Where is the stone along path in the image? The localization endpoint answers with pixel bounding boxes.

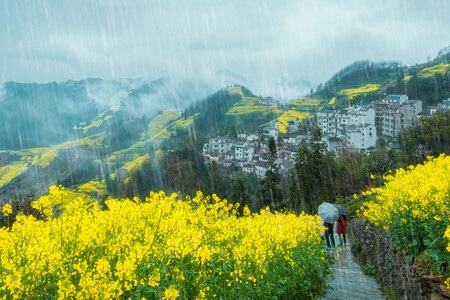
[320,238,386,300]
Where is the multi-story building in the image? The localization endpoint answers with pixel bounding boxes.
[344,124,376,151]
[374,95,422,138]
[317,106,376,151]
[317,106,375,137]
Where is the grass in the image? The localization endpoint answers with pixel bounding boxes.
[80,114,113,133]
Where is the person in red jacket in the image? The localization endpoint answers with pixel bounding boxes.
[336,214,348,246]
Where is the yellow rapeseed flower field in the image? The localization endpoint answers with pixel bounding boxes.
[0,186,332,299]
[360,154,450,284]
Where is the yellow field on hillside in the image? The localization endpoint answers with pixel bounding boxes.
[123,154,150,172]
[227,105,275,115]
[77,180,106,196]
[0,162,28,188]
[288,97,322,108]
[277,110,311,134]
[340,83,380,100]
[227,97,275,115]
[418,63,450,78]
[55,133,106,150]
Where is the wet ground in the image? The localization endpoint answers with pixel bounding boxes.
[320,238,386,300]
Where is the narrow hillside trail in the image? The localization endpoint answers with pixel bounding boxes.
[320,235,386,300]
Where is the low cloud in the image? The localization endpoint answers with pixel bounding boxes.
[1,0,449,98]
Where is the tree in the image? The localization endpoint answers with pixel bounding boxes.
[268,136,277,160]
[206,161,230,198]
[288,127,336,214]
[230,169,251,213]
[161,143,210,196]
[259,137,283,209]
[398,111,450,166]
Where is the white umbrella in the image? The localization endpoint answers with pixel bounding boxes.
[318,202,339,223]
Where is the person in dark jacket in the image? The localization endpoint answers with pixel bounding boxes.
[323,221,335,248]
[336,214,348,246]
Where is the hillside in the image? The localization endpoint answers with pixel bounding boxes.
[308,50,450,109]
[0,83,313,202]
[0,77,208,150]
[1,48,450,202]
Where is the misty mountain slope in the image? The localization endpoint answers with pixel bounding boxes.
[1,53,449,202]
[0,77,212,150]
[0,84,289,201]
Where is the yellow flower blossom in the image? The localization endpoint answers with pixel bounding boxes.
[2,203,12,217]
[163,285,180,300]
[0,185,331,299]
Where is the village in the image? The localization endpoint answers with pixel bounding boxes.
[202,95,450,178]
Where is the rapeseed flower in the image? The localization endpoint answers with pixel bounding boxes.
[0,186,331,299]
[2,203,12,217]
[360,154,450,285]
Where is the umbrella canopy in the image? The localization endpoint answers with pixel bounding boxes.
[334,204,349,216]
[318,202,339,223]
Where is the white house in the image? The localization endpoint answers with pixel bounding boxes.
[343,124,377,151]
[263,122,279,141]
[233,141,255,162]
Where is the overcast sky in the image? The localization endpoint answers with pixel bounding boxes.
[1,0,449,97]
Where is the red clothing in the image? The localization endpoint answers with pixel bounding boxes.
[336,215,347,235]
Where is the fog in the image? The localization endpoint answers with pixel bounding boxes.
[1,0,449,99]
